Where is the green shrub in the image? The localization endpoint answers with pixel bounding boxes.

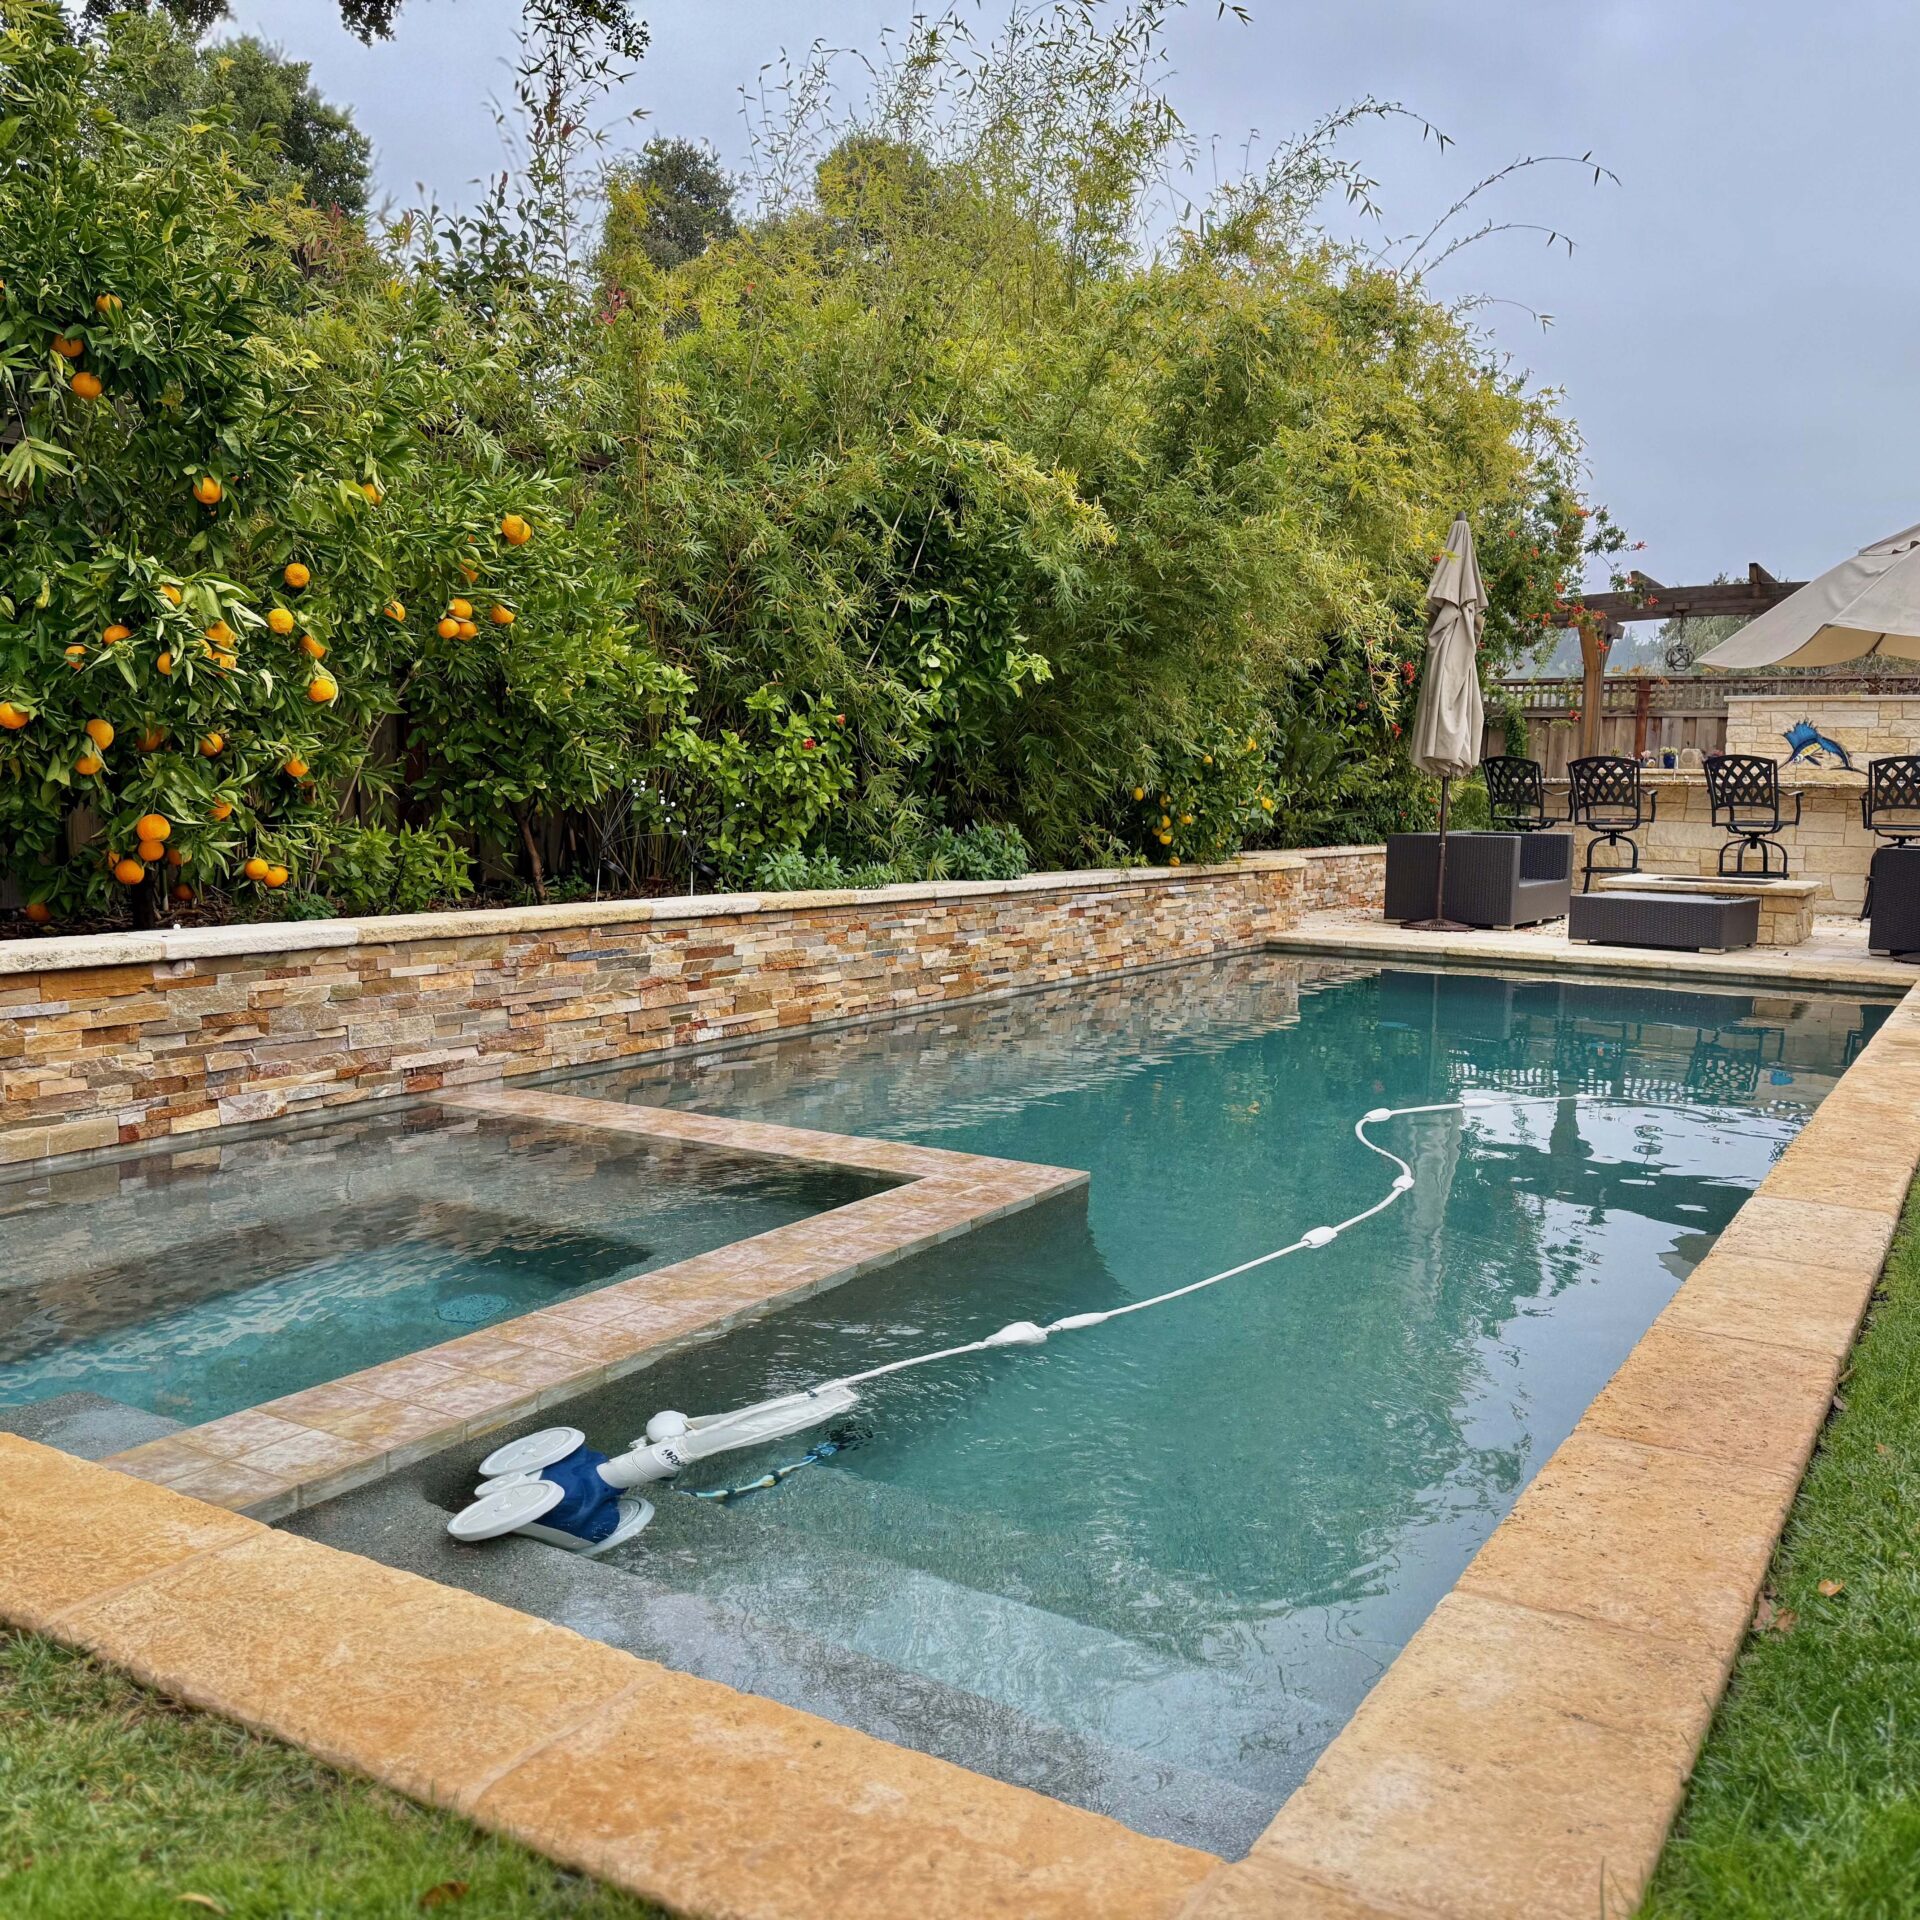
[324,822,474,916]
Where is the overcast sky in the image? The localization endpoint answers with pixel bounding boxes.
[225,0,1920,591]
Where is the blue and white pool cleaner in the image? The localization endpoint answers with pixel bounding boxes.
[445,1096,1494,1553]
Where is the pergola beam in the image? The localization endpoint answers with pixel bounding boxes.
[1569,565,1805,757]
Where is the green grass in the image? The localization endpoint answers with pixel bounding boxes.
[1641,1185,1920,1919]
[0,1630,660,1920]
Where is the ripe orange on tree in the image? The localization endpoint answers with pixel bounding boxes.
[243,856,270,882]
[51,334,83,358]
[499,513,531,546]
[283,562,311,590]
[102,623,130,644]
[307,673,338,704]
[156,651,173,676]
[436,617,460,640]
[138,727,167,752]
[360,481,382,504]
[134,813,170,843]
[94,293,121,313]
[84,717,114,749]
[300,634,327,660]
[284,756,309,779]
[490,605,514,626]
[264,865,290,889]
[74,752,103,776]
[191,475,223,506]
[23,902,51,925]
[448,598,472,620]
[70,370,103,400]
[158,583,182,606]
[64,645,87,666]
[172,884,194,903]
[455,619,477,641]
[199,731,224,757]
[113,857,146,886]
[383,600,405,623]
[267,607,295,635]
[136,837,165,863]
[209,800,234,822]
[0,702,31,730]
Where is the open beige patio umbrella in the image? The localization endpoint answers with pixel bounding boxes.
[1404,513,1487,931]
[1699,520,1920,668]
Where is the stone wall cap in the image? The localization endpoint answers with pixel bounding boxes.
[0,854,1305,977]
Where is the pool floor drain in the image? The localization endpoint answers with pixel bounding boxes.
[437,1292,512,1325]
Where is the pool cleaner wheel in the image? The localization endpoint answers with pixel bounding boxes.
[446,1475,656,1555]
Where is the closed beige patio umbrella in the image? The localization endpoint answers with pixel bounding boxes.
[1404,513,1487,931]
[1699,520,1920,668]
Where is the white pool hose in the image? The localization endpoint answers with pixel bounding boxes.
[448,1091,1593,1551]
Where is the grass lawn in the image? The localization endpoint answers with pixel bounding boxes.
[0,1630,659,1920]
[1642,1184,1920,1919]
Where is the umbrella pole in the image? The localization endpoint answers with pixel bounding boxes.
[1404,775,1471,933]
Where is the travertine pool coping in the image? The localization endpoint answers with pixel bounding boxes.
[2,959,1917,1919]
[1276,909,1918,992]
[99,1089,1089,1520]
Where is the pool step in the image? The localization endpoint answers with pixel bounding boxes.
[678,1463,1248,1665]
[0,1391,184,1460]
[285,1477,1278,1857]
[641,1476,1349,1804]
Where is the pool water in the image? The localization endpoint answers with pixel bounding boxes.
[0,1108,889,1427]
[308,956,1887,1854]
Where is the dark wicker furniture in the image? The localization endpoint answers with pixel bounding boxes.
[1383,831,1572,928]
[1568,889,1759,952]
[1867,845,1920,958]
[1480,755,1558,833]
[1567,755,1660,891]
[1861,756,1920,919]
[1703,753,1800,877]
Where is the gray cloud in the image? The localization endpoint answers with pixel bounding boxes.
[226,0,1920,588]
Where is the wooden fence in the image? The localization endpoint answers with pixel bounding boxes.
[1485,673,1920,779]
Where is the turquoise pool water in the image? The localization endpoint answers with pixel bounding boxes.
[391,954,1886,1853]
[0,1109,887,1426]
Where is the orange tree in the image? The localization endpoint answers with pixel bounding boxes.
[0,4,681,924]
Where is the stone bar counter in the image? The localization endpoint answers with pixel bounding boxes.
[1546,765,1872,913]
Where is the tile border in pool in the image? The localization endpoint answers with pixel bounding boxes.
[98,1090,1088,1521]
[0,961,1914,1920]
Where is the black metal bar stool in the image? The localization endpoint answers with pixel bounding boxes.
[1861,755,1920,919]
[1480,754,1559,833]
[1567,755,1659,892]
[1704,753,1800,877]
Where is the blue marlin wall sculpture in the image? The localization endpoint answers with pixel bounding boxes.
[1782,719,1854,770]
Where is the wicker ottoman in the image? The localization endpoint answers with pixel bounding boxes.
[1568,889,1760,952]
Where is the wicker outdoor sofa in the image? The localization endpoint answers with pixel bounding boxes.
[1383,831,1573,929]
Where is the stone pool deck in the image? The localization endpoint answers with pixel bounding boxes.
[1280,906,1917,993]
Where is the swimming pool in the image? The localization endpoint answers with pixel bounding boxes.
[293,955,1886,1853]
[0,1107,890,1434]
